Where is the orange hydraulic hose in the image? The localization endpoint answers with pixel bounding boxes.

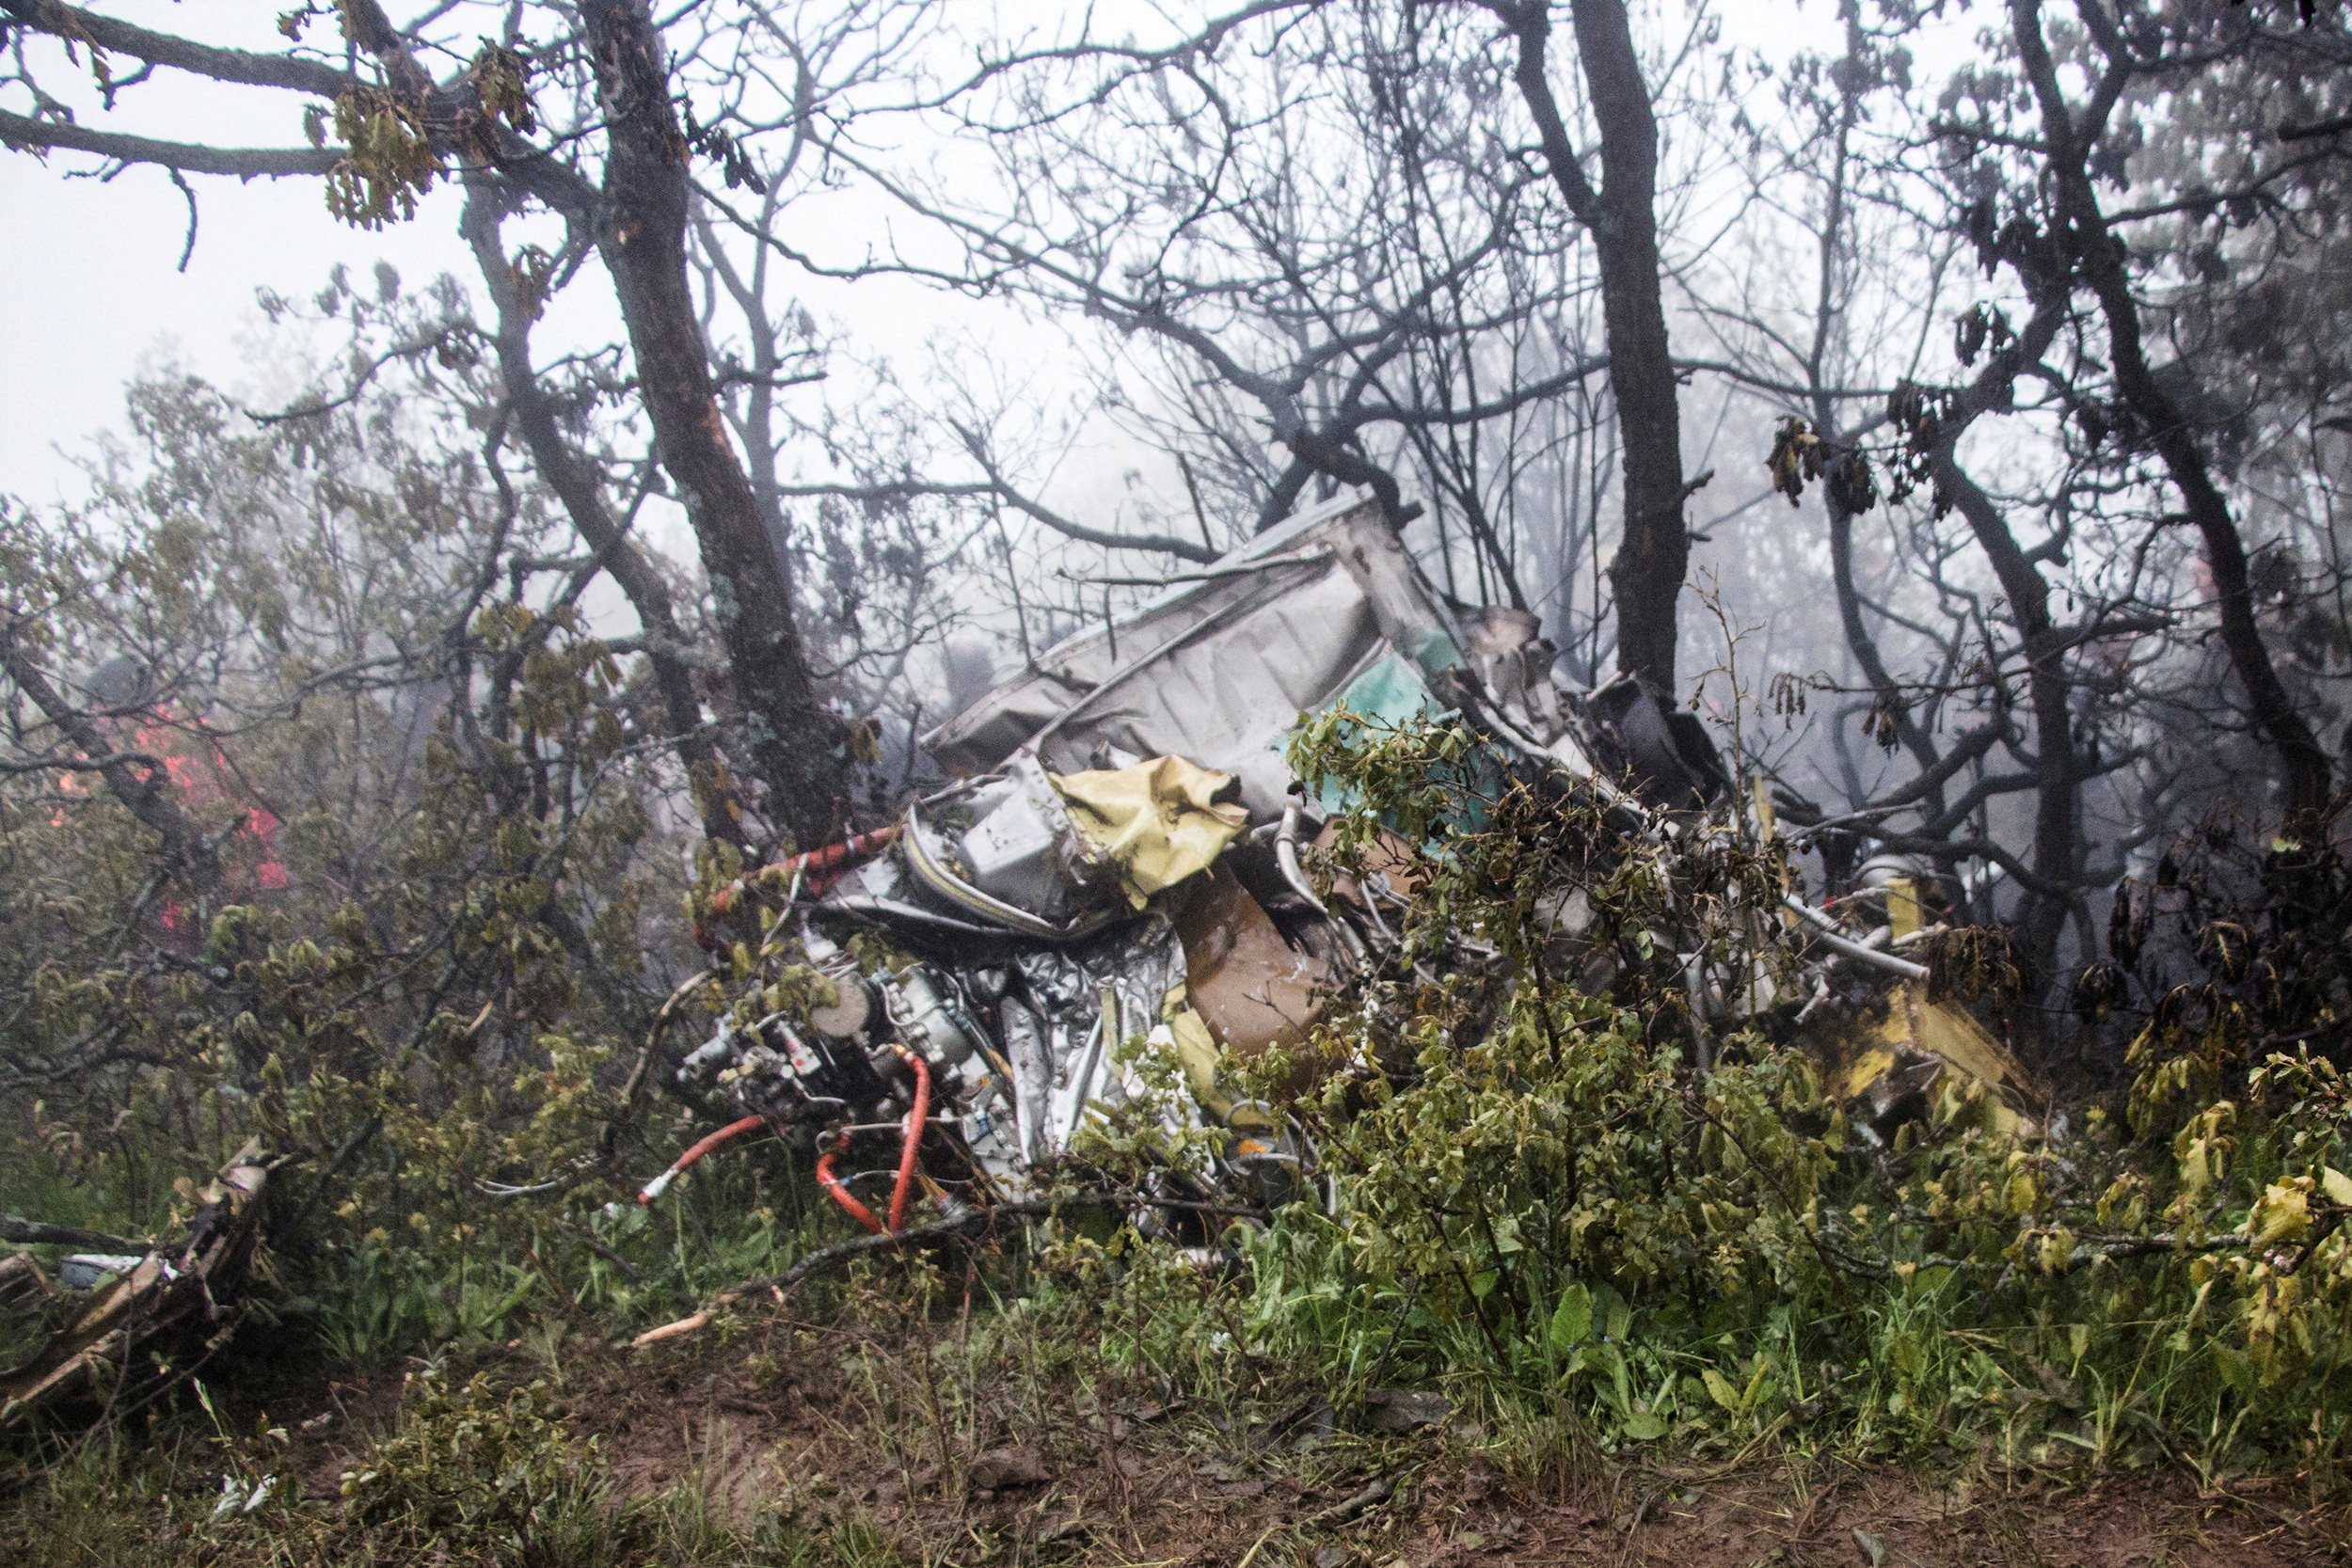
[636,1114,765,1205]
[888,1047,930,1233]
[697,823,906,945]
[816,1145,884,1233]
[785,823,904,892]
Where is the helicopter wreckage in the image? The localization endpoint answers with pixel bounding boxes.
[652,492,2037,1252]
[1,493,2038,1413]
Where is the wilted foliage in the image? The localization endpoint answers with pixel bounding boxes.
[1222,713,2352,1467]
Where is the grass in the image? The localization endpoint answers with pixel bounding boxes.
[8,1089,2350,1566]
[6,1006,2348,1560]
[6,1293,2344,1568]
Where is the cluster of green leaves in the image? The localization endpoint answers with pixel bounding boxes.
[1240,711,2352,1474]
[0,368,793,1381]
[334,1370,623,1563]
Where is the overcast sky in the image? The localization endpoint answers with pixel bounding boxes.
[5,164,459,499]
[0,0,999,507]
[0,133,988,506]
[3,2,1851,512]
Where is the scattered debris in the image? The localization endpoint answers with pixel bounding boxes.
[1307,1475,1395,1527]
[0,1254,56,1313]
[0,500,2047,1389]
[1361,1387,1452,1434]
[56,1254,151,1291]
[1810,979,2039,1143]
[966,1445,1053,1493]
[1,1143,269,1426]
[650,491,2042,1263]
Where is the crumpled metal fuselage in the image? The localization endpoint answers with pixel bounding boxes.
[675,493,2034,1233]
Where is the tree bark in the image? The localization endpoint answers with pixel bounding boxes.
[1824,483,1955,819]
[0,0,353,96]
[0,107,338,177]
[2,0,845,845]
[1898,260,2080,978]
[1932,457,2077,976]
[1496,0,1688,693]
[1798,30,1954,822]
[577,0,846,848]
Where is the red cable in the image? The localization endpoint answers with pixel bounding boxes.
[816,1145,884,1233]
[812,1051,928,1235]
[636,1115,765,1205]
[888,1048,930,1233]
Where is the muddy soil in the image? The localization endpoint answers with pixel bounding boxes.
[258,1310,2347,1568]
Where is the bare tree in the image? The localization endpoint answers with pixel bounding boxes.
[847,2,1611,592]
[2008,0,2330,820]
[0,0,916,845]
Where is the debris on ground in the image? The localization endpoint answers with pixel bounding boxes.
[0,494,2043,1389]
[0,1142,269,1425]
[653,491,2040,1264]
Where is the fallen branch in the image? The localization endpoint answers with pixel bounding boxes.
[1820,1227,2257,1283]
[1235,1476,1396,1568]
[628,1197,1070,1349]
[0,1215,148,1252]
[1306,1475,1393,1527]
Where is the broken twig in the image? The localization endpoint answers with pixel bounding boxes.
[628,1197,1069,1349]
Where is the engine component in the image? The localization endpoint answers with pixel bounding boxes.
[880,964,978,1065]
[806,973,872,1041]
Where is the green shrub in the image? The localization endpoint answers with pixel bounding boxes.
[330,1370,632,1567]
[1249,709,2352,1473]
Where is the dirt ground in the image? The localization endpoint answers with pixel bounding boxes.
[260,1314,2350,1568]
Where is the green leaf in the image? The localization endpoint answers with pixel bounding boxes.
[1600,1342,1632,1410]
[1701,1367,1742,1413]
[2321,1166,2352,1208]
[1548,1283,1593,1354]
[2210,1343,2257,1399]
[1619,1409,1668,1440]
[1595,1283,1631,1343]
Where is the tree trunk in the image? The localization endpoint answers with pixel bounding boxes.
[577,0,846,848]
[2010,0,2329,821]
[461,182,747,849]
[1934,457,2077,977]
[1800,40,1952,824]
[1500,0,1689,693]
